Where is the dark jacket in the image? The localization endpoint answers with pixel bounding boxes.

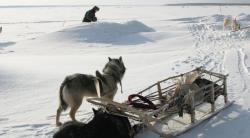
[82,6,99,22]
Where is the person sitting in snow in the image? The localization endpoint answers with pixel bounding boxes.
[82,6,100,22]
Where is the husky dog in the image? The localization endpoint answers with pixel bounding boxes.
[54,108,134,138]
[56,57,126,126]
[173,71,200,117]
[231,17,240,31]
[223,16,240,31]
[173,70,221,117]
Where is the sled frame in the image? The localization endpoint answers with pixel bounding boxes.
[87,67,233,137]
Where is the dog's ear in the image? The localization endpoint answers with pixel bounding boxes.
[108,57,112,61]
[96,70,105,82]
[96,70,102,78]
[119,56,123,62]
[92,108,98,115]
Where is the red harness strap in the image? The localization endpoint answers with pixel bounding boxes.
[128,94,157,110]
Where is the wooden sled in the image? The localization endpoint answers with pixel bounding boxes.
[87,67,234,137]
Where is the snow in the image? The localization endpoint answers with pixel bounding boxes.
[1,3,250,138]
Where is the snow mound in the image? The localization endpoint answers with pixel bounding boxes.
[237,13,250,22]
[207,14,225,22]
[52,20,155,45]
[169,14,225,24]
[0,41,15,54]
[170,14,250,24]
[201,13,250,24]
[0,42,15,50]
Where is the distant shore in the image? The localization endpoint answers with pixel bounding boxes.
[0,3,250,8]
[166,3,250,6]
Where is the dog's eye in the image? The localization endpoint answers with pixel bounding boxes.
[116,60,120,64]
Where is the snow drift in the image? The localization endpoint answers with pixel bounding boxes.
[50,20,155,45]
[3,20,157,54]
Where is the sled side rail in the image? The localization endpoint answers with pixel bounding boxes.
[201,69,228,79]
[87,97,158,122]
[138,67,203,95]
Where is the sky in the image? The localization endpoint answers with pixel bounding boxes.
[0,0,250,6]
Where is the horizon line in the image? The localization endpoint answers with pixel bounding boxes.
[166,3,250,6]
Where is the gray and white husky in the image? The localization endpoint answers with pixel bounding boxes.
[56,57,126,126]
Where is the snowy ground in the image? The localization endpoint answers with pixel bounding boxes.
[1,4,250,138]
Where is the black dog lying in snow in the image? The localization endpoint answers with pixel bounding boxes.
[53,108,134,138]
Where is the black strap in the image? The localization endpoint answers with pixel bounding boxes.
[128,94,157,110]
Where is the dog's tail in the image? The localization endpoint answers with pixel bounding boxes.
[59,79,68,111]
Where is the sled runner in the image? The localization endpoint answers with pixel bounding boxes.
[87,67,234,137]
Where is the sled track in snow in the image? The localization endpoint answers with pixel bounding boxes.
[186,23,226,72]
[236,48,250,93]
